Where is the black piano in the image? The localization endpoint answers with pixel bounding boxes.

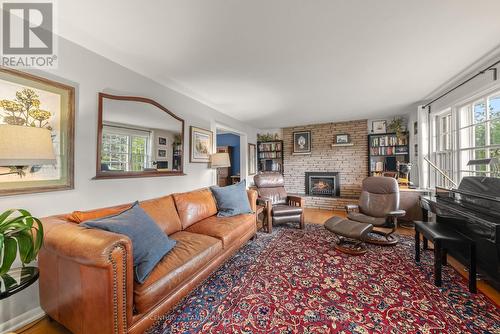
[420,176,500,289]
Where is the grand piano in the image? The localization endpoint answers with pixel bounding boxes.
[420,176,500,289]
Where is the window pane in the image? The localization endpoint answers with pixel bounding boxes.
[474,101,486,123]
[489,95,500,120]
[474,124,486,147]
[490,119,500,146]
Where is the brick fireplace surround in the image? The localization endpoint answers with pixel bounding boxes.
[282,120,368,210]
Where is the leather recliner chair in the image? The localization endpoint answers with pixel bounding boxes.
[254,173,304,233]
[345,176,405,246]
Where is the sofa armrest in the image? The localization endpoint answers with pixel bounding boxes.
[345,204,360,213]
[288,195,304,207]
[246,189,257,212]
[39,216,133,334]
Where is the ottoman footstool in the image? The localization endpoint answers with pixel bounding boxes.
[324,216,373,255]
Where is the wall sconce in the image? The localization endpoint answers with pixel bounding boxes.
[0,125,56,177]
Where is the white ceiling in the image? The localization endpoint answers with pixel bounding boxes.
[58,0,500,128]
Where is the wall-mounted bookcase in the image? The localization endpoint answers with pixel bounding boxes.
[257,140,283,173]
[368,132,409,176]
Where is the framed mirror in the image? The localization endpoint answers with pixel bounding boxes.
[95,93,184,178]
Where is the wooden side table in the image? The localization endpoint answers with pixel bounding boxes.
[255,205,270,233]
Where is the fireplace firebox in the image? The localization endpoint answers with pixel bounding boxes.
[305,172,340,197]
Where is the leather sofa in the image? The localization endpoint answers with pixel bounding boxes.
[38,188,257,334]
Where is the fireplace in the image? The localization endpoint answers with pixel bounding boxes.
[305,172,340,197]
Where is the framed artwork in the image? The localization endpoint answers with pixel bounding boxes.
[372,120,387,134]
[190,126,213,163]
[248,143,257,175]
[413,121,418,135]
[335,134,350,144]
[293,130,311,154]
[0,67,74,196]
[158,136,167,146]
[157,149,167,159]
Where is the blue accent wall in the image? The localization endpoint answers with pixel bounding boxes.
[216,133,240,175]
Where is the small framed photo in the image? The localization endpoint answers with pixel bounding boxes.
[372,120,387,134]
[158,136,167,146]
[293,130,311,154]
[157,149,167,159]
[335,134,350,144]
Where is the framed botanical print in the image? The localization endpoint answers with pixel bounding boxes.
[248,143,256,175]
[293,130,311,154]
[190,126,213,163]
[0,67,74,196]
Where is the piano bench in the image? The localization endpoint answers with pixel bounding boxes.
[414,221,477,293]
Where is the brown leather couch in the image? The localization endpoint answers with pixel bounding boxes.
[38,188,257,334]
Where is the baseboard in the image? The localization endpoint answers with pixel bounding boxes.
[0,307,45,334]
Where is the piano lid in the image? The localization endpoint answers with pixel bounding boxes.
[457,176,500,201]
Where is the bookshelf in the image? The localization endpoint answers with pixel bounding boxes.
[257,140,283,173]
[368,132,409,176]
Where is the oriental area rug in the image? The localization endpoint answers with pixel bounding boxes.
[147,224,500,334]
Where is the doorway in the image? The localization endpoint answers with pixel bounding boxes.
[215,128,242,186]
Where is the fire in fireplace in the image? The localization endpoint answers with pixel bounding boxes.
[305,172,340,197]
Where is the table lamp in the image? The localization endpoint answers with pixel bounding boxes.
[209,152,231,169]
[0,125,56,176]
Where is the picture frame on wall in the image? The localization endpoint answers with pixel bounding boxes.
[157,149,167,160]
[293,130,311,154]
[334,134,350,144]
[0,67,75,196]
[248,143,257,175]
[190,126,213,163]
[158,136,167,146]
[372,120,387,134]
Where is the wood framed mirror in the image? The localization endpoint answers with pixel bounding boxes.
[95,93,185,179]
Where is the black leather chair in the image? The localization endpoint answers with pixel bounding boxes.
[253,173,304,233]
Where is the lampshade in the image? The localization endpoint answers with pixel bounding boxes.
[210,152,231,168]
[0,125,56,166]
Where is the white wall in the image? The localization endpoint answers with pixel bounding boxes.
[0,37,258,332]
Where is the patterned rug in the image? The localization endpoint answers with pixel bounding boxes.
[147,224,500,334]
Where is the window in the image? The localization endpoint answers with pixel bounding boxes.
[458,93,500,178]
[429,89,500,187]
[101,125,151,171]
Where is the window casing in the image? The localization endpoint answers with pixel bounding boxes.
[430,89,500,187]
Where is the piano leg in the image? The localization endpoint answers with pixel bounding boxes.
[442,249,447,266]
[434,240,442,287]
[415,229,420,262]
[423,237,429,250]
[469,243,477,293]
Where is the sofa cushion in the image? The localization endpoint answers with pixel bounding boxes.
[133,231,222,313]
[173,189,218,229]
[185,214,255,248]
[210,181,253,217]
[81,202,177,283]
[139,195,182,235]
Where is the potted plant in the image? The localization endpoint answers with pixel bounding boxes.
[0,209,43,275]
[387,117,406,139]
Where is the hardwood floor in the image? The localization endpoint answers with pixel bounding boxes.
[15,208,499,334]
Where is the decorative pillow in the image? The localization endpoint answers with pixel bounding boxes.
[81,201,176,283]
[210,180,253,217]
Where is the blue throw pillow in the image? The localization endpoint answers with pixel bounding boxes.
[81,201,176,283]
[210,180,253,217]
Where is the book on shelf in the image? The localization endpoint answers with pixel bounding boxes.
[371,135,407,147]
[261,159,282,172]
[258,142,282,152]
[259,151,282,159]
[370,146,408,156]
